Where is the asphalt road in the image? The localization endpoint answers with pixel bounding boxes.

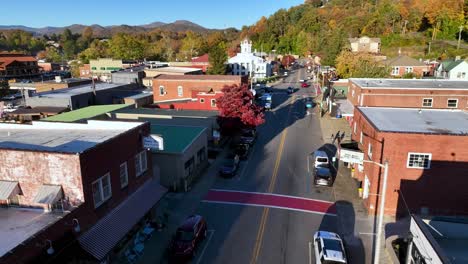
[192,67,340,264]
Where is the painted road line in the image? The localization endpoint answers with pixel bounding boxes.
[208,189,335,204]
[203,190,336,215]
[308,241,313,264]
[250,95,293,264]
[359,232,376,236]
[195,229,215,264]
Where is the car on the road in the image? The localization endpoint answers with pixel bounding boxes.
[305,97,314,109]
[301,82,310,88]
[284,71,288,76]
[240,128,257,146]
[313,231,347,264]
[287,87,294,94]
[169,215,208,260]
[235,143,251,160]
[313,166,333,186]
[219,153,240,177]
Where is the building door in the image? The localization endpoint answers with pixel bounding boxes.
[363,175,370,199]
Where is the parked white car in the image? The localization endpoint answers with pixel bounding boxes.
[313,231,347,264]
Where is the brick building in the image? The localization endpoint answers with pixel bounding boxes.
[152,74,248,110]
[348,78,468,109]
[350,107,468,217]
[79,64,91,78]
[383,55,429,77]
[0,120,166,263]
[0,53,41,80]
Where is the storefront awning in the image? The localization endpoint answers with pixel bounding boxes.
[78,179,167,260]
[33,185,63,204]
[0,181,19,200]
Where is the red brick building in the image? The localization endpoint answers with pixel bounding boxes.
[190,54,210,73]
[383,55,429,77]
[152,74,248,110]
[79,64,91,78]
[348,78,468,109]
[0,120,166,263]
[351,107,468,217]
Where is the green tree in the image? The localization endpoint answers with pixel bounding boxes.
[336,50,389,78]
[109,33,146,60]
[207,42,228,75]
[180,31,205,60]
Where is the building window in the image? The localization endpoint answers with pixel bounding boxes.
[91,67,97,70]
[119,162,128,188]
[177,86,183,97]
[92,173,112,208]
[159,86,165,96]
[353,122,357,134]
[100,67,105,70]
[135,151,148,177]
[184,157,195,177]
[391,67,400,75]
[368,143,372,159]
[197,147,206,164]
[407,153,431,169]
[351,90,355,97]
[405,67,413,73]
[200,98,205,103]
[422,98,433,107]
[211,99,216,107]
[447,99,458,108]
[462,72,466,79]
[360,131,363,144]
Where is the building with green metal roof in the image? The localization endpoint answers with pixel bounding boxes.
[42,104,133,122]
[435,59,468,80]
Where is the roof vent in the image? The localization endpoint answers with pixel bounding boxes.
[418,109,422,114]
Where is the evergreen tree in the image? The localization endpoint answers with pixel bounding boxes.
[207,42,228,75]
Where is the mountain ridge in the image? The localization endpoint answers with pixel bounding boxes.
[0,20,213,35]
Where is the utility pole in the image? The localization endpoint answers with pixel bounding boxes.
[427,42,432,55]
[457,25,464,50]
[373,160,389,264]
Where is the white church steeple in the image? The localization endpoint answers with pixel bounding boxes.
[241,38,252,54]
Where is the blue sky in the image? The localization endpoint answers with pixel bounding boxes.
[0,0,304,29]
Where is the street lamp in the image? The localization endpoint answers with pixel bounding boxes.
[361,159,389,264]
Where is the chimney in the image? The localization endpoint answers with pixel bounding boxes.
[455,56,461,61]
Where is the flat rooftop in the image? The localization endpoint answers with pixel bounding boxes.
[43,104,133,122]
[146,66,202,74]
[350,78,468,90]
[33,82,129,98]
[154,74,242,81]
[151,124,205,153]
[0,120,143,153]
[0,208,65,257]
[113,107,219,118]
[358,107,468,135]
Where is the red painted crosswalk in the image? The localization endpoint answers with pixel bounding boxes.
[202,189,336,216]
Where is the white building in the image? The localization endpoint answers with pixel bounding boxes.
[228,39,272,80]
[434,58,468,80]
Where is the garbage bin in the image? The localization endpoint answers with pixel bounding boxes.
[336,109,342,118]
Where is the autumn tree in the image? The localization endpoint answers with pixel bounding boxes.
[217,84,265,130]
[179,31,205,60]
[207,42,227,75]
[109,33,147,60]
[335,50,389,78]
[281,55,296,68]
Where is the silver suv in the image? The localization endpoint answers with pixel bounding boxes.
[313,231,347,264]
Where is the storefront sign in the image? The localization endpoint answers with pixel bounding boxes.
[339,148,364,164]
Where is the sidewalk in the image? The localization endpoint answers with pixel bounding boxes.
[318,114,393,264]
[128,148,229,264]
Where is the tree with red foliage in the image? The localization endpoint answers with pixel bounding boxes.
[217,84,265,133]
[281,55,296,68]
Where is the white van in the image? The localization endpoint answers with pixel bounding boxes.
[312,150,329,168]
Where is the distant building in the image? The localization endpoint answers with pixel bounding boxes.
[152,74,248,110]
[25,82,143,110]
[79,63,91,78]
[0,120,166,263]
[0,53,41,80]
[348,36,381,53]
[143,66,203,87]
[190,53,210,72]
[383,55,429,77]
[434,59,468,80]
[352,107,468,216]
[89,58,124,81]
[9,77,92,93]
[38,62,60,72]
[111,66,146,85]
[228,39,272,80]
